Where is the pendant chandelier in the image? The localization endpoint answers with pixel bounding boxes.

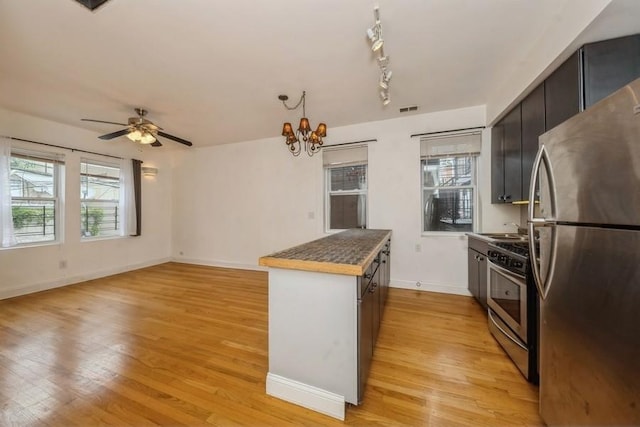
[278,91,327,157]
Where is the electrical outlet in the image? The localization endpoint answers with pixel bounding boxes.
[415,244,421,252]
[307,211,315,219]
[59,260,67,269]
[179,251,184,256]
[416,281,422,288]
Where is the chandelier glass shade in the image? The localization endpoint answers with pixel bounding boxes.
[279,91,326,157]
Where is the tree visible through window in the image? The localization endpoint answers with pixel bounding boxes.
[9,154,60,244]
[80,160,120,238]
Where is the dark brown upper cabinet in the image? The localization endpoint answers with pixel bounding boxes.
[491,33,640,204]
[583,34,640,109]
[492,104,522,203]
[544,51,581,131]
[490,122,505,204]
[521,83,545,201]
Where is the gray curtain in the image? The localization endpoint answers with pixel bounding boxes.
[132,159,142,236]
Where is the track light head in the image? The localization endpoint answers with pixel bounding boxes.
[366,24,384,51]
[380,90,390,106]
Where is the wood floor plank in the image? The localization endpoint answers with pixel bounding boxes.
[0,262,542,425]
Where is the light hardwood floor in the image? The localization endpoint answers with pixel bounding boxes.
[0,263,542,426]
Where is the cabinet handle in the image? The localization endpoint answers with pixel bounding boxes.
[478,256,484,261]
[474,254,479,261]
[369,282,378,293]
[504,195,511,201]
[382,260,386,264]
[364,273,372,279]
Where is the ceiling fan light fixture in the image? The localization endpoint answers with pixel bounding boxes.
[83,108,193,147]
[139,132,156,145]
[127,129,142,142]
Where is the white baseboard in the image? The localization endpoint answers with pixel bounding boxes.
[172,256,267,272]
[390,278,472,297]
[266,373,345,421]
[0,257,171,300]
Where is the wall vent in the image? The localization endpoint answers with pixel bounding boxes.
[399,105,419,113]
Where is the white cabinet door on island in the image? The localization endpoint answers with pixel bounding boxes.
[259,229,391,420]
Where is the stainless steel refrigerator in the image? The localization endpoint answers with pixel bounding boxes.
[528,77,640,425]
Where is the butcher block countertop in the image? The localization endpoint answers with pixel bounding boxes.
[258,229,391,276]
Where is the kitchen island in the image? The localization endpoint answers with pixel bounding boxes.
[258,229,391,420]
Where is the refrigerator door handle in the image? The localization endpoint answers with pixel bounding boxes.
[528,144,557,301]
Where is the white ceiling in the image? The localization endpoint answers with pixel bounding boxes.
[0,0,639,149]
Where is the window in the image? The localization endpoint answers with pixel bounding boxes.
[9,152,63,245]
[80,159,121,238]
[323,144,368,231]
[421,131,480,233]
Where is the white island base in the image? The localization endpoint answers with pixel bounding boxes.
[266,267,360,420]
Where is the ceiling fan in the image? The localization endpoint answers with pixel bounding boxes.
[81,108,193,147]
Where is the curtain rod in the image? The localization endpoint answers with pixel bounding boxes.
[410,126,485,138]
[1,135,123,160]
[324,139,376,148]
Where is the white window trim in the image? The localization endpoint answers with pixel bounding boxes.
[9,151,63,247]
[324,164,368,233]
[421,155,478,236]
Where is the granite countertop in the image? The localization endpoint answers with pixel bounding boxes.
[258,229,392,276]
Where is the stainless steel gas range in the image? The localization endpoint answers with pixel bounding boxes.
[486,240,539,383]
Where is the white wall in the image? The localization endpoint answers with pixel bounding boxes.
[0,108,174,299]
[172,106,520,296]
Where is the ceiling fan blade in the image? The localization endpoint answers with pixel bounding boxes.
[98,128,130,140]
[151,139,162,147]
[157,131,193,147]
[81,118,128,126]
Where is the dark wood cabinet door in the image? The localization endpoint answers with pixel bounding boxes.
[491,121,505,203]
[521,83,545,202]
[502,104,522,203]
[545,51,581,130]
[477,254,488,311]
[468,249,480,300]
[583,34,640,108]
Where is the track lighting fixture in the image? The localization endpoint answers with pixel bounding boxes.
[379,69,392,90]
[366,6,392,106]
[278,91,327,157]
[380,90,391,106]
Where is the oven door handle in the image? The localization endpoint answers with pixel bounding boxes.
[488,310,527,351]
[488,259,525,283]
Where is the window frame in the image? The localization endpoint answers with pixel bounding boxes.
[421,154,478,235]
[324,163,368,233]
[9,151,63,247]
[80,158,122,240]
